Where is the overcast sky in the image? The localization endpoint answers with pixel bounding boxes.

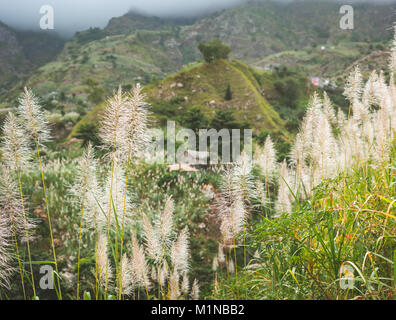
[0,0,393,37]
[0,0,245,36]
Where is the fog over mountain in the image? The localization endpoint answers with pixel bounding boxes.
[0,0,394,37]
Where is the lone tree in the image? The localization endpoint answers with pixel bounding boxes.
[198,39,232,63]
[184,106,209,132]
[225,84,233,101]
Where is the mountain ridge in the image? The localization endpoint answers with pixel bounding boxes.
[1,1,394,111]
[0,22,65,104]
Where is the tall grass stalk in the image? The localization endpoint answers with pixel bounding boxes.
[10,219,25,299]
[16,168,35,298]
[0,113,36,298]
[18,88,62,298]
[34,141,62,299]
[76,192,86,300]
[118,159,130,299]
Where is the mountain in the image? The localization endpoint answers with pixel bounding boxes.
[96,1,396,63]
[254,42,390,78]
[145,59,285,131]
[0,22,65,105]
[70,58,316,148]
[0,22,29,101]
[1,1,395,111]
[105,12,197,35]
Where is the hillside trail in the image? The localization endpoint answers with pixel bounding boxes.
[332,50,387,80]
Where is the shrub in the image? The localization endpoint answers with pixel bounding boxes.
[225,84,233,101]
[198,39,232,63]
[183,106,209,132]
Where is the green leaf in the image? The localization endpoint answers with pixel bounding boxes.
[22,260,56,265]
[111,197,121,235]
[84,291,91,300]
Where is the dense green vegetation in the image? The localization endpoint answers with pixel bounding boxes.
[71,58,307,148]
[212,148,396,299]
[2,52,395,300]
[1,0,396,302]
[3,146,219,299]
[144,59,286,132]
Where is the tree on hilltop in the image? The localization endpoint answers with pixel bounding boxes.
[198,39,232,63]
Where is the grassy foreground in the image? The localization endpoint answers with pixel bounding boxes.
[212,143,396,299]
[1,32,396,301]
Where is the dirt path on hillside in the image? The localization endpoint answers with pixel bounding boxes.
[332,50,388,80]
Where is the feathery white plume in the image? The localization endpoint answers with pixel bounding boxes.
[158,197,174,249]
[218,243,226,264]
[232,152,256,204]
[255,135,277,185]
[0,166,36,242]
[99,86,128,161]
[142,213,162,263]
[181,272,189,294]
[171,227,190,274]
[169,269,180,300]
[227,259,235,273]
[218,195,246,245]
[158,261,168,286]
[190,279,200,300]
[99,84,150,163]
[311,112,338,181]
[275,160,292,215]
[212,256,219,271]
[151,266,157,281]
[18,87,51,144]
[0,208,13,288]
[131,235,150,289]
[343,66,363,104]
[255,181,267,206]
[96,233,111,287]
[323,92,336,125]
[71,143,101,231]
[99,161,134,231]
[0,113,31,169]
[117,253,133,296]
[122,84,150,161]
[290,133,304,180]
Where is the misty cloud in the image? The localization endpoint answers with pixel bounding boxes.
[0,0,394,37]
[0,0,244,37]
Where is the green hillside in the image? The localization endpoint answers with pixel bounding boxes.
[71,58,317,148]
[145,59,284,131]
[5,30,181,104]
[253,41,390,79]
[105,12,196,36]
[0,22,64,102]
[2,1,395,111]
